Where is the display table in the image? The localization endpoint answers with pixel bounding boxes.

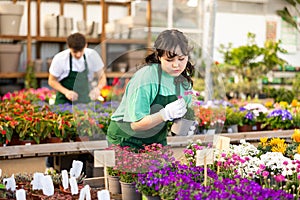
[0,129,294,159]
[0,140,109,159]
[0,129,295,177]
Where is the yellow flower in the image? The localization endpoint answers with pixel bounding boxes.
[279,101,288,109]
[269,137,285,145]
[260,137,268,147]
[269,138,287,154]
[297,145,300,154]
[264,101,273,108]
[271,142,287,153]
[292,129,300,142]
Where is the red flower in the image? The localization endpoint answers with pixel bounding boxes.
[1,130,6,135]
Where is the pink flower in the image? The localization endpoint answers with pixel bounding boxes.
[262,171,269,178]
[274,174,285,182]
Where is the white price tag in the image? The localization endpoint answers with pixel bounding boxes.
[97,190,110,200]
[62,170,69,190]
[31,173,44,190]
[196,149,214,166]
[70,160,83,178]
[213,135,230,151]
[16,189,26,200]
[42,175,54,196]
[3,174,16,191]
[79,185,91,200]
[70,177,79,195]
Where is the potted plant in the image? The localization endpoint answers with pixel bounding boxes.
[218,32,287,98]
[224,107,242,133]
[262,109,293,130]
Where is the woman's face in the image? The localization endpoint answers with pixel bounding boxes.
[160,50,188,77]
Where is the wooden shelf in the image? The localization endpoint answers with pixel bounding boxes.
[0,129,294,159]
[102,39,148,45]
[34,36,101,44]
[106,72,134,78]
[0,73,26,78]
[0,35,27,41]
[0,140,108,158]
[0,72,49,79]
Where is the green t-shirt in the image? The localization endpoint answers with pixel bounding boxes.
[111,64,192,122]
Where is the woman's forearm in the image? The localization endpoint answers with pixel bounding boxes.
[130,112,164,131]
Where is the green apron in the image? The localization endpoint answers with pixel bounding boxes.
[107,66,180,149]
[55,54,91,105]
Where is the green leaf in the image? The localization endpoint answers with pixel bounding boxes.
[276,8,298,29]
[0,184,5,190]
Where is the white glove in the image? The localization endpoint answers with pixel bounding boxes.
[160,98,187,121]
[89,87,100,101]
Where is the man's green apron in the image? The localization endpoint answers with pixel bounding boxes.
[107,66,180,149]
[55,54,91,105]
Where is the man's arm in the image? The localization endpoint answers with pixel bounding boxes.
[48,73,78,101]
[96,68,107,90]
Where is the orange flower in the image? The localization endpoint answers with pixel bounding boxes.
[291,99,299,107]
[292,129,300,143]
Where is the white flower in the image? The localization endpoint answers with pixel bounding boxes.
[294,154,300,161]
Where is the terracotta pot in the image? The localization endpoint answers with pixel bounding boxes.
[238,124,253,132]
[46,137,63,143]
[9,134,20,146]
[75,136,90,142]
[19,139,36,145]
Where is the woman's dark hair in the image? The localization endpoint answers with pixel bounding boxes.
[145,29,194,88]
[67,32,86,51]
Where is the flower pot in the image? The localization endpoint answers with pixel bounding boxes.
[75,136,90,142]
[202,129,216,134]
[120,181,142,200]
[108,176,121,195]
[238,124,252,132]
[171,118,194,136]
[46,137,63,143]
[227,124,238,133]
[19,139,36,145]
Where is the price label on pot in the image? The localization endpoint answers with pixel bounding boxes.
[97,190,110,200]
[213,135,230,151]
[196,148,214,166]
[16,189,26,200]
[94,150,115,167]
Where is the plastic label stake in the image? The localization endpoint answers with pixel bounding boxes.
[196,148,214,186]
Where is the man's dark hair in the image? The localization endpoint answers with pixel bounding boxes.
[67,32,86,51]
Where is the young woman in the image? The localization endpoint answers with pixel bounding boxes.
[107,29,195,149]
